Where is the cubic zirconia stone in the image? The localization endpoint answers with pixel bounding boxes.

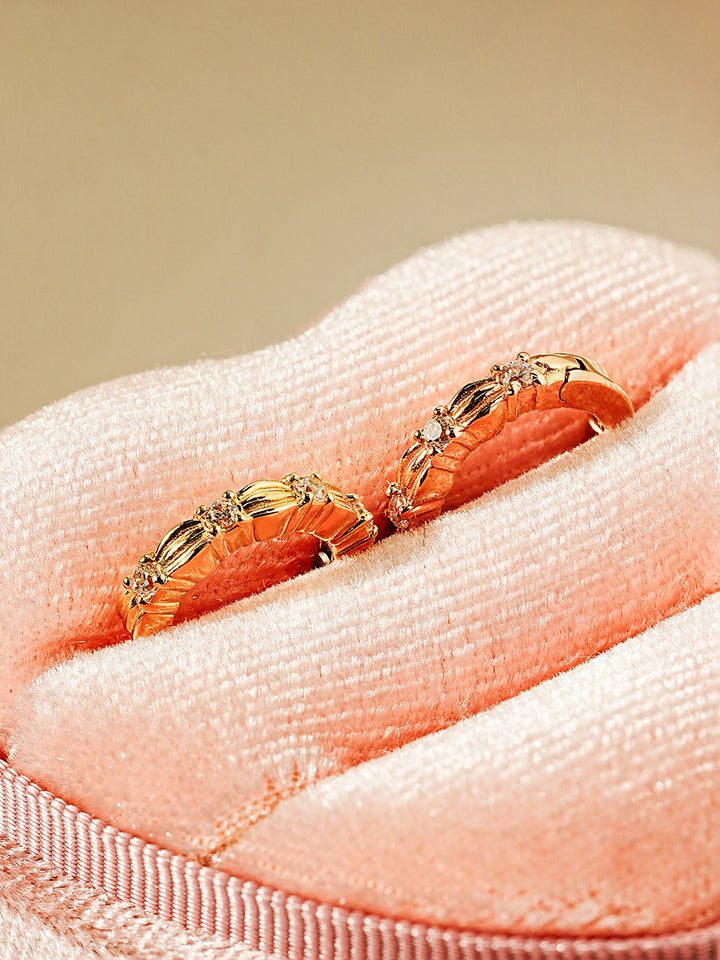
[421,418,443,443]
[295,475,328,503]
[205,498,242,531]
[387,489,411,529]
[498,358,534,386]
[129,563,161,602]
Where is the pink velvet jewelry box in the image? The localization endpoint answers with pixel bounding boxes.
[0,222,717,958]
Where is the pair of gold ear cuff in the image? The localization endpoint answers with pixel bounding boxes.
[119,352,634,639]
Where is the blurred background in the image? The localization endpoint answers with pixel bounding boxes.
[1,1,719,428]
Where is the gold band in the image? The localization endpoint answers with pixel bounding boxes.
[386,352,634,529]
[119,473,377,639]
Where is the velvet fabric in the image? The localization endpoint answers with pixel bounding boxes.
[0,222,718,948]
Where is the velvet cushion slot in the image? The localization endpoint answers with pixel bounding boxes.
[216,590,720,936]
[3,342,719,935]
[0,222,718,713]
[0,222,718,941]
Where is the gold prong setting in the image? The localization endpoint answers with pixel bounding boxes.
[196,491,245,533]
[287,472,329,506]
[414,405,459,454]
[124,556,166,604]
[490,352,544,392]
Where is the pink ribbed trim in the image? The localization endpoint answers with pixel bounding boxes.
[0,760,716,960]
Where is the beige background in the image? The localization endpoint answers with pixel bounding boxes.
[1,1,719,429]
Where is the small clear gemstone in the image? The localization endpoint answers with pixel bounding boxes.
[295,475,328,504]
[421,418,443,443]
[418,412,458,452]
[387,489,411,529]
[205,498,242,531]
[497,358,535,386]
[129,562,161,602]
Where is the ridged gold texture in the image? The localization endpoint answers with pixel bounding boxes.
[118,474,377,639]
[387,352,635,529]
